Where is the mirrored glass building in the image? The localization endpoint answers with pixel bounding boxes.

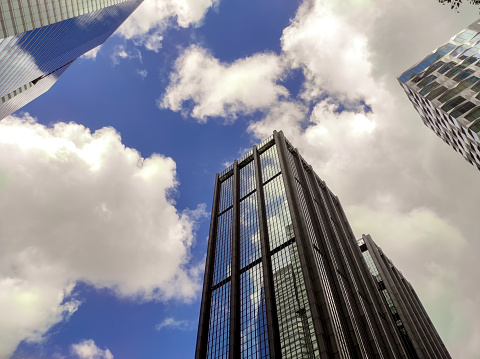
[196,130,451,358]
[0,0,142,119]
[399,19,480,170]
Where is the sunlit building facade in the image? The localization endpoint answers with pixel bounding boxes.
[196,131,451,358]
[399,19,480,170]
[0,0,142,119]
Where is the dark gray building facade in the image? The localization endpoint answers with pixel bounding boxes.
[196,131,451,358]
[0,0,142,119]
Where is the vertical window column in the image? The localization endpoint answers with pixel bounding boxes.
[253,144,281,358]
[195,174,221,359]
[230,160,241,359]
[273,131,322,358]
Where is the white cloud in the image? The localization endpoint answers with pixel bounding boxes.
[137,69,148,79]
[111,45,142,65]
[155,317,192,331]
[72,339,113,359]
[81,45,102,60]
[117,0,219,52]
[161,45,288,122]
[0,114,205,357]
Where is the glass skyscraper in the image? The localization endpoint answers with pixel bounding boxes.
[0,0,143,119]
[196,131,451,358]
[399,19,480,170]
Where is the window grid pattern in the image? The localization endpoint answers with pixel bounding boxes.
[312,198,371,358]
[313,249,351,358]
[240,160,256,199]
[362,249,419,358]
[286,149,299,180]
[206,282,231,359]
[295,176,352,357]
[259,144,281,183]
[264,175,293,251]
[271,245,319,359]
[240,264,269,359]
[219,175,234,213]
[240,192,262,269]
[0,0,142,119]
[213,209,232,286]
[328,206,373,358]
[0,0,130,38]
[295,178,319,249]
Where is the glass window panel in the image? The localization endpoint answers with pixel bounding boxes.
[240,264,269,359]
[264,175,293,251]
[240,192,262,269]
[441,96,466,113]
[469,121,480,133]
[219,175,233,213]
[213,209,232,285]
[445,64,467,78]
[398,43,456,83]
[271,244,319,359]
[450,44,469,57]
[419,82,439,97]
[260,145,281,183]
[417,74,436,88]
[450,101,476,118]
[437,76,478,103]
[240,160,256,199]
[206,282,231,359]
[465,107,480,123]
[426,85,448,100]
[437,61,457,74]
[454,29,477,43]
[452,69,474,82]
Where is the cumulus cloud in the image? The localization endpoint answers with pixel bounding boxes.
[0,114,204,357]
[117,0,219,52]
[81,45,102,60]
[161,45,289,122]
[72,339,113,359]
[154,317,192,331]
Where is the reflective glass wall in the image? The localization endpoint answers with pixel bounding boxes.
[0,0,142,119]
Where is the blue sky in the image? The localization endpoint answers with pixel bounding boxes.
[3,0,480,358]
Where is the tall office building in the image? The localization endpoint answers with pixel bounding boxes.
[0,0,143,119]
[196,131,451,358]
[358,234,451,359]
[399,19,480,170]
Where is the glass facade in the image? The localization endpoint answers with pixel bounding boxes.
[197,132,452,359]
[0,0,142,119]
[399,18,480,170]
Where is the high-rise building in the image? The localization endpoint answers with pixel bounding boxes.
[358,234,451,359]
[398,19,480,170]
[0,0,142,119]
[196,131,451,358]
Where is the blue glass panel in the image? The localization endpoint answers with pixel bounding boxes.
[399,43,456,83]
[206,282,231,359]
[240,264,269,359]
[260,145,281,183]
[240,192,261,269]
[213,209,232,285]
